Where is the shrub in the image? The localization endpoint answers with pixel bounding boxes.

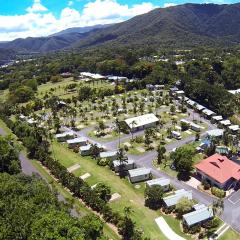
[202,180,211,190]
[134,136,144,143]
[97,158,110,166]
[211,187,226,198]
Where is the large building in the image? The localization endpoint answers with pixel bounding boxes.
[195,154,240,190]
[124,113,159,132]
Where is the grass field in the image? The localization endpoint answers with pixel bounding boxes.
[219,228,240,240]
[52,141,193,240]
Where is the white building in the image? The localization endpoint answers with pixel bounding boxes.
[171,131,182,140]
[67,137,87,149]
[100,151,118,161]
[128,167,152,183]
[113,159,135,172]
[55,131,75,142]
[146,178,170,192]
[124,113,159,131]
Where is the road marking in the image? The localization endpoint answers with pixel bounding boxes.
[228,191,240,205]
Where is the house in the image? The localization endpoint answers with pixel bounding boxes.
[175,90,185,98]
[186,99,196,108]
[128,167,152,183]
[107,76,128,82]
[219,120,231,128]
[194,104,205,112]
[228,89,240,95]
[163,189,192,208]
[228,125,239,134]
[79,145,91,156]
[55,131,75,142]
[171,130,182,140]
[100,151,118,161]
[146,178,170,192]
[211,115,223,124]
[215,146,230,155]
[202,109,216,119]
[124,113,159,132]
[113,159,135,172]
[195,153,240,190]
[190,122,201,132]
[206,129,224,139]
[182,204,213,227]
[67,137,87,149]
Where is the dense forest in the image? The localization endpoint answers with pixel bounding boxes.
[0,46,239,117]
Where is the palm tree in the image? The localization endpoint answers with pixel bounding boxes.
[130,120,137,140]
[212,198,224,216]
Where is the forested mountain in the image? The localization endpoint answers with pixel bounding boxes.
[1,3,240,54]
[0,32,88,53]
[73,3,240,49]
[51,24,112,36]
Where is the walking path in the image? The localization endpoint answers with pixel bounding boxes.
[155,217,185,240]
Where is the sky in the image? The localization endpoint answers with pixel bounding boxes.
[0,0,238,41]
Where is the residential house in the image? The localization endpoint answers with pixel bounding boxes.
[182,204,213,227]
[124,113,159,132]
[55,131,75,142]
[113,159,135,172]
[128,167,152,183]
[195,153,240,190]
[163,189,192,208]
[100,151,118,161]
[67,137,87,149]
[146,178,170,192]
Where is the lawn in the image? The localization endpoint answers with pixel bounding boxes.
[219,228,240,240]
[52,141,193,240]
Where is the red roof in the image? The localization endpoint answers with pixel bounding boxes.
[195,154,240,184]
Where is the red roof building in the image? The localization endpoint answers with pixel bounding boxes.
[195,154,240,190]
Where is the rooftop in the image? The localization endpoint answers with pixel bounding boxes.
[128,167,151,178]
[113,159,134,167]
[100,151,118,158]
[67,137,87,144]
[163,189,192,207]
[206,129,224,137]
[195,154,240,184]
[202,109,215,116]
[183,206,213,227]
[125,113,159,129]
[146,178,170,187]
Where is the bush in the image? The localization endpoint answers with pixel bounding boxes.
[211,187,226,198]
[202,180,211,190]
[134,136,144,143]
[124,145,129,152]
[97,158,110,166]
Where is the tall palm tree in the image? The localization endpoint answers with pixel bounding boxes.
[130,120,137,140]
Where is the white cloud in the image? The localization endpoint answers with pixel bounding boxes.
[0,0,158,41]
[163,3,177,8]
[26,0,48,13]
[68,1,74,6]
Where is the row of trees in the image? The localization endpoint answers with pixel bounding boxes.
[2,116,143,239]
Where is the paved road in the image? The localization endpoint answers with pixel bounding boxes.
[0,127,79,217]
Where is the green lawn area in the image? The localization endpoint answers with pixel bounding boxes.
[52,141,193,240]
[219,228,240,240]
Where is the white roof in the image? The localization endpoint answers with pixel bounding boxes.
[186,99,196,106]
[228,125,239,131]
[100,151,118,158]
[128,167,151,177]
[212,115,223,121]
[220,120,231,126]
[202,109,215,116]
[80,145,91,151]
[163,190,192,207]
[80,72,105,79]
[55,131,74,138]
[206,129,224,137]
[171,130,181,136]
[195,104,205,111]
[146,178,170,187]
[228,89,240,95]
[67,137,87,144]
[125,114,159,129]
[113,159,134,167]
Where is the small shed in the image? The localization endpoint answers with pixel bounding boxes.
[182,206,213,227]
[128,167,151,183]
[219,120,231,128]
[171,130,182,140]
[202,109,216,118]
[163,189,192,208]
[113,159,135,172]
[67,137,87,148]
[146,178,170,192]
[100,151,118,161]
[211,115,223,123]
